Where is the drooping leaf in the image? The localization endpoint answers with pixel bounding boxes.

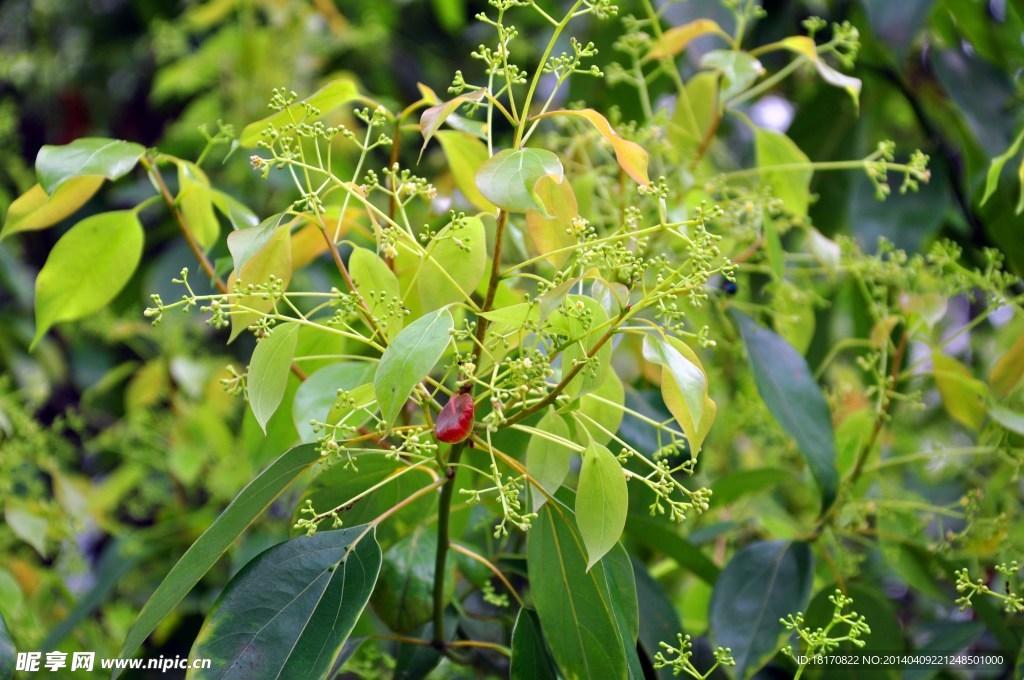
[292,362,376,442]
[374,308,454,429]
[371,525,452,633]
[989,333,1024,398]
[115,444,322,676]
[435,131,497,212]
[247,322,301,433]
[419,88,485,156]
[33,210,144,348]
[754,128,813,217]
[576,441,629,569]
[226,215,293,341]
[645,19,732,60]
[932,351,987,431]
[701,50,764,100]
[416,216,487,310]
[534,109,650,185]
[732,310,838,509]
[475,148,563,212]
[239,78,361,147]
[527,499,638,680]
[525,174,578,267]
[35,137,145,193]
[642,334,715,454]
[349,246,403,338]
[550,295,612,398]
[177,161,220,250]
[510,608,558,680]
[188,527,381,680]
[776,36,862,109]
[527,409,573,511]
[709,540,813,679]
[0,178,104,240]
[0,611,13,680]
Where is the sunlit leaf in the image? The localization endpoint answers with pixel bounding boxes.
[419,88,485,156]
[550,295,612,398]
[33,210,144,348]
[350,246,403,338]
[475,148,563,212]
[933,351,988,431]
[226,215,293,341]
[239,77,362,147]
[1,178,104,240]
[435,131,496,212]
[642,334,715,454]
[776,36,862,109]
[374,308,454,429]
[36,137,145,192]
[645,19,731,60]
[755,128,812,216]
[416,216,486,310]
[576,441,628,569]
[525,174,577,267]
[177,161,220,251]
[534,109,650,185]
[247,322,300,433]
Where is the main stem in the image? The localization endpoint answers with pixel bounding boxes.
[432,441,465,647]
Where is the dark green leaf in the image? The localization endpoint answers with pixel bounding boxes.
[510,608,558,680]
[626,513,720,585]
[33,210,144,348]
[115,444,321,675]
[371,525,451,633]
[731,310,838,509]
[527,499,636,680]
[475,148,564,212]
[189,526,381,680]
[35,137,145,193]
[374,308,453,428]
[247,322,300,433]
[709,540,813,679]
[632,558,684,680]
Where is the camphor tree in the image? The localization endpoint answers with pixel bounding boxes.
[2,0,1023,678]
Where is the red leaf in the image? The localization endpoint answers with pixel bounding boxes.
[435,392,475,443]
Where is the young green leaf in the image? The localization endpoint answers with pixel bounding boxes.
[247,322,301,433]
[709,540,813,680]
[527,499,638,680]
[176,161,220,251]
[754,128,812,216]
[226,215,293,341]
[526,408,574,511]
[576,370,625,447]
[350,246,403,337]
[533,109,650,185]
[1,177,104,240]
[510,608,558,680]
[551,295,612,398]
[645,18,732,60]
[525,174,577,267]
[210,189,260,230]
[732,310,838,509]
[576,441,628,570]
[374,308,454,429]
[419,88,485,156]
[33,210,144,348]
[435,131,497,212]
[416,216,486,310]
[238,77,361,147]
[114,444,322,677]
[189,527,381,680]
[35,137,145,193]
[475,148,563,212]
[642,334,715,454]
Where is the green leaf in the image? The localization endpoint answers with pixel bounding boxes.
[374,308,454,429]
[210,189,260,230]
[371,525,451,633]
[5,499,48,557]
[527,500,638,680]
[36,138,145,193]
[416,216,487,310]
[988,400,1024,435]
[435,131,496,212]
[0,611,13,680]
[527,408,574,511]
[932,351,987,431]
[711,467,795,507]
[33,210,144,348]
[419,88,485,156]
[990,334,1024,398]
[632,558,684,680]
[189,527,381,680]
[709,540,813,679]
[754,128,813,216]
[247,322,300,433]
[349,246,403,337]
[576,441,628,570]
[981,127,1024,205]
[732,310,838,509]
[0,178,104,240]
[226,214,293,341]
[292,362,375,442]
[576,370,625,447]
[551,294,612,398]
[239,78,361,147]
[642,334,715,454]
[701,50,764,100]
[510,608,558,680]
[115,443,321,675]
[177,161,220,251]
[475,148,564,212]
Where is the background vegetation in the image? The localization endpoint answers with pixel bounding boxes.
[1,0,1023,678]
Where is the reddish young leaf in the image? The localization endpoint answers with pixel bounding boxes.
[435,392,475,443]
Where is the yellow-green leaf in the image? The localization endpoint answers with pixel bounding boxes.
[177,161,220,251]
[990,334,1024,398]
[226,216,294,341]
[535,109,650,185]
[933,351,988,431]
[527,408,574,511]
[349,246,403,338]
[1,177,104,240]
[247,322,301,433]
[435,131,496,212]
[419,89,485,157]
[475,148,563,212]
[645,19,731,61]
[33,210,144,348]
[525,175,577,267]
[776,36,861,110]
[642,334,715,454]
[415,216,487,311]
[755,128,812,216]
[239,78,361,147]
